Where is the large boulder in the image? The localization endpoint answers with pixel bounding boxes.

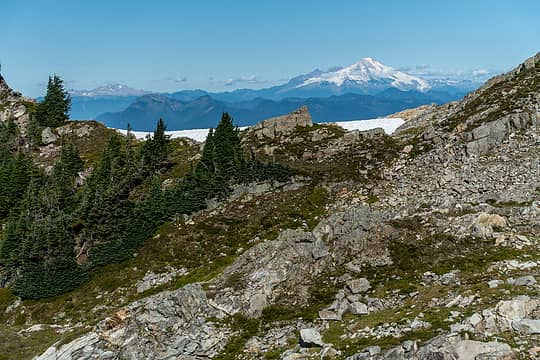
[210,228,330,317]
[41,127,59,145]
[512,319,540,334]
[299,328,324,347]
[470,212,507,238]
[36,284,232,360]
[211,205,387,318]
[249,106,313,139]
[452,340,513,360]
[464,112,537,156]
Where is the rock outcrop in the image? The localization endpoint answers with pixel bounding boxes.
[210,205,388,318]
[249,106,313,139]
[0,73,34,132]
[394,52,540,157]
[347,334,515,360]
[36,284,232,360]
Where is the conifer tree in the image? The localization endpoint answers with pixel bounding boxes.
[35,75,71,128]
[26,114,43,147]
[141,118,171,170]
[212,112,243,175]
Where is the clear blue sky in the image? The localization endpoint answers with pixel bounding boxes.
[2,0,539,97]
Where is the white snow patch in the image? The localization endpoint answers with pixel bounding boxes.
[116,127,245,142]
[330,118,404,134]
[114,118,404,143]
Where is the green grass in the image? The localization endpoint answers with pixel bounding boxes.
[243,122,399,182]
[0,326,59,360]
[163,138,201,180]
[441,61,539,132]
[215,315,260,360]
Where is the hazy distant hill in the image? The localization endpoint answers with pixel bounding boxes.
[97,89,461,131]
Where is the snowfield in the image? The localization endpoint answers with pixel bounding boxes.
[115,118,404,142]
[330,118,404,135]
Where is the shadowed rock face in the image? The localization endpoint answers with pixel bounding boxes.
[0,74,34,132]
[0,75,18,98]
[250,106,313,139]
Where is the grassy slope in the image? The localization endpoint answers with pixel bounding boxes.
[0,181,330,359]
[2,121,536,359]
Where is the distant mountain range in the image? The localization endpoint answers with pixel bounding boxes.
[68,58,496,130]
[69,84,150,97]
[97,89,460,131]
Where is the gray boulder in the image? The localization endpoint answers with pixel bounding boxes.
[512,319,540,334]
[512,275,536,286]
[346,278,372,294]
[41,127,59,145]
[299,328,324,347]
[452,340,513,360]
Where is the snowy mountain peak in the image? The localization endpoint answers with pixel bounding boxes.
[356,57,384,68]
[297,57,431,92]
[69,84,151,97]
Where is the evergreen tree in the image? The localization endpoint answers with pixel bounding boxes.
[198,128,215,173]
[0,119,36,219]
[190,112,246,199]
[0,117,18,157]
[26,114,43,147]
[55,143,83,180]
[153,118,168,152]
[35,75,71,128]
[126,123,133,165]
[1,155,87,298]
[212,112,243,175]
[0,111,292,299]
[141,118,171,169]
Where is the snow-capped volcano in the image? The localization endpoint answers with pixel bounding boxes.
[296,57,430,92]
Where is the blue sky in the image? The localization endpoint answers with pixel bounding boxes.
[1,0,539,97]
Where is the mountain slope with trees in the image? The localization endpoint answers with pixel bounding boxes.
[0,53,539,360]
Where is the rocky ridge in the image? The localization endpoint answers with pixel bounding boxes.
[2,53,540,359]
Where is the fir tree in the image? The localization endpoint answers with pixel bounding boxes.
[35,75,71,128]
[212,112,243,175]
[141,118,171,169]
[26,114,43,147]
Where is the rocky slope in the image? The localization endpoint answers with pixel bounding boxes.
[0,53,539,360]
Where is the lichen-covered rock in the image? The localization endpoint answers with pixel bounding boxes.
[41,127,59,145]
[210,228,330,317]
[471,212,507,238]
[36,284,231,360]
[464,112,537,156]
[299,328,324,347]
[347,334,515,360]
[249,106,313,139]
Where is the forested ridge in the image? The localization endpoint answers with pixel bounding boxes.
[0,76,291,299]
